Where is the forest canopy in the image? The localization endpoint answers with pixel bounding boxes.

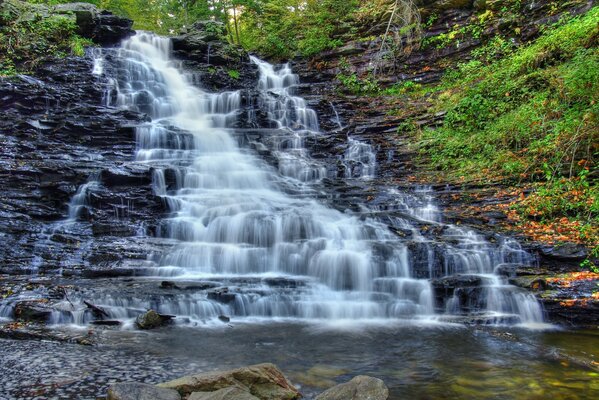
[19,0,404,58]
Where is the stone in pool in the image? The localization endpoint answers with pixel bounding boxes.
[107,382,181,400]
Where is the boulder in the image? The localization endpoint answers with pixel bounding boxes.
[189,387,260,400]
[135,309,174,329]
[315,375,389,400]
[158,363,301,400]
[14,300,53,322]
[107,382,181,400]
[54,2,97,34]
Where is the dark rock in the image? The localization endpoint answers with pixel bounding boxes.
[217,315,230,323]
[14,300,52,322]
[54,2,134,45]
[135,309,175,330]
[315,375,389,400]
[107,382,181,400]
[82,268,136,278]
[160,281,180,289]
[540,243,588,261]
[90,320,122,326]
[91,223,137,237]
[158,363,301,400]
[207,289,237,304]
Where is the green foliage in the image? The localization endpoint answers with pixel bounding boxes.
[422,10,491,50]
[335,57,380,95]
[237,0,362,59]
[0,7,93,75]
[420,8,599,179]
[227,69,240,79]
[418,7,598,247]
[382,80,422,96]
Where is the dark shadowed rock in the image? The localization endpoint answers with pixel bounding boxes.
[107,382,181,400]
[54,2,134,45]
[158,363,301,400]
[189,387,260,400]
[14,300,53,322]
[540,243,588,261]
[315,375,389,400]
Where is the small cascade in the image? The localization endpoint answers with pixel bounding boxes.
[68,172,101,220]
[250,56,325,183]
[330,102,344,130]
[91,48,104,76]
[343,138,376,179]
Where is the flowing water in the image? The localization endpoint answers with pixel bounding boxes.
[3,32,593,399]
[1,32,544,327]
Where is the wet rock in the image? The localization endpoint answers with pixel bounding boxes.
[158,363,301,400]
[160,281,180,289]
[91,223,137,237]
[107,382,181,400]
[189,387,260,400]
[207,288,237,304]
[14,300,52,322]
[315,375,389,400]
[90,320,121,326]
[135,309,174,330]
[217,315,230,323]
[540,243,588,261]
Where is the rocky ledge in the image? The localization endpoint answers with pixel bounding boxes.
[107,363,388,400]
[0,0,134,45]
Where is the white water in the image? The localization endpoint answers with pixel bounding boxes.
[0,32,544,327]
[344,138,377,179]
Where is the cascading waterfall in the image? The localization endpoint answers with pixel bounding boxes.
[0,32,544,327]
[344,138,377,179]
[250,56,326,183]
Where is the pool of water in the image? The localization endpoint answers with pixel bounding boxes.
[1,323,597,399]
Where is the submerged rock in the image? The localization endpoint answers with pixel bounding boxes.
[315,375,389,400]
[158,363,301,400]
[189,387,260,400]
[107,382,181,400]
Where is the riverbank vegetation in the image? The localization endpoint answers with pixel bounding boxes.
[417,7,598,262]
[0,0,93,75]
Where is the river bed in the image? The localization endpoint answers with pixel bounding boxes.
[1,323,597,399]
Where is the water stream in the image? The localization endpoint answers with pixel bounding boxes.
[0,32,545,328]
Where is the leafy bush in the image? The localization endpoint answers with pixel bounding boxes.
[0,9,94,75]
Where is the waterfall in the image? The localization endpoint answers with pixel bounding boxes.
[109,33,436,321]
[344,138,377,179]
[0,32,544,328]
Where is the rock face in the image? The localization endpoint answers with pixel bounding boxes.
[315,375,389,400]
[170,20,255,91]
[55,2,135,45]
[158,363,301,400]
[107,382,181,400]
